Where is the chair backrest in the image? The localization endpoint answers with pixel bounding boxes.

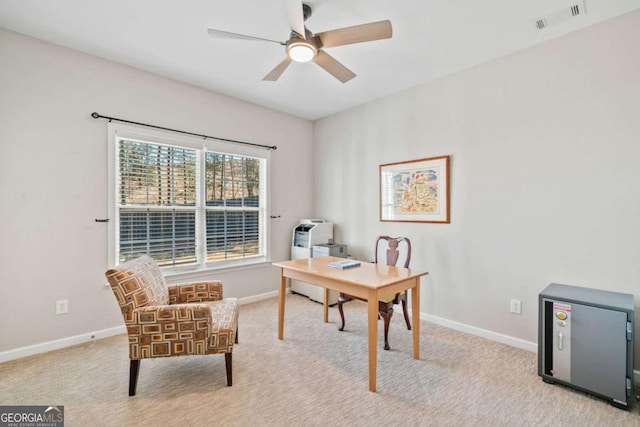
[105,255,169,315]
[375,236,411,268]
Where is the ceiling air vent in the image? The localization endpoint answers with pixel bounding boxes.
[571,4,581,16]
[533,1,586,31]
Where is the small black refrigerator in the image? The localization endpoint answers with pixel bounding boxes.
[538,283,635,409]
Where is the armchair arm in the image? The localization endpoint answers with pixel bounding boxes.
[126,304,213,359]
[168,281,223,304]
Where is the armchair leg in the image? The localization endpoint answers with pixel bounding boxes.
[225,353,233,386]
[129,359,140,396]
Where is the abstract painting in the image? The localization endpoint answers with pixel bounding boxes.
[380,155,450,223]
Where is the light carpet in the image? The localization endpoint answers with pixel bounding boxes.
[1,294,638,426]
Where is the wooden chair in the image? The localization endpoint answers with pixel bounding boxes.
[105,255,239,396]
[337,236,412,350]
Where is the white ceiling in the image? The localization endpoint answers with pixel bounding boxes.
[1,0,639,120]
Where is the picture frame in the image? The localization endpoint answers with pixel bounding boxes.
[379,155,450,223]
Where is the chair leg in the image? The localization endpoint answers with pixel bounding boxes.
[129,359,140,396]
[225,352,233,386]
[378,303,393,351]
[401,298,412,330]
[337,295,346,331]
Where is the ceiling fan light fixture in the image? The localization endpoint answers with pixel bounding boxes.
[209,3,392,83]
[287,41,317,62]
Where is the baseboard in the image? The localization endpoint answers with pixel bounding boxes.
[0,290,286,364]
[420,312,640,385]
[237,289,287,305]
[419,312,538,352]
[0,325,127,364]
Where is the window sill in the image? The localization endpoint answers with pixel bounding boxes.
[162,259,274,282]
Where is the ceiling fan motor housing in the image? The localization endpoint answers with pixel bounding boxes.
[302,4,312,21]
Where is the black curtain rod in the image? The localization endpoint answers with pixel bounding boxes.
[91,112,277,150]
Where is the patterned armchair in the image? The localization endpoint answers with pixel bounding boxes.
[105,255,239,396]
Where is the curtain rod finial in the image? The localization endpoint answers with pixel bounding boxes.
[91,112,99,119]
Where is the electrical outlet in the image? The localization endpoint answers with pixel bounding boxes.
[510,299,522,315]
[56,299,69,315]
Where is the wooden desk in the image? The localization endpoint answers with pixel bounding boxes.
[272,256,428,392]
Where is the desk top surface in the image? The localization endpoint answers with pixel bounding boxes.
[273,256,428,290]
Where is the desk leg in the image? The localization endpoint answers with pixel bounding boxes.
[411,278,420,360]
[323,288,329,323]
[278,272,286,340]
[367,293,378,392]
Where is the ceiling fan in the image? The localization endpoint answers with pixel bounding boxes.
[207,0,392,83]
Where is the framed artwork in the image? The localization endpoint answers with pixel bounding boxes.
[379,155,450,223]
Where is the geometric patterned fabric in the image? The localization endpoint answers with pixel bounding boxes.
[105,255,238,360]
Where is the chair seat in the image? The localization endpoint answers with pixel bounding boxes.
[378,290,406,303]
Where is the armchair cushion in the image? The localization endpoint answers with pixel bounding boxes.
[127,304,213,359]
[126,299,238,359]
[168,281,223,304]
[107,255,169,312]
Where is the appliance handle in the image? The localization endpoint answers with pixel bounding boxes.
[558,332,564,350]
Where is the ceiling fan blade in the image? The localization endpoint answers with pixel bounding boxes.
[316,20,392,48]
[283,0,306,38]
[207,28,284,45]
[263,57,293,81]
[313,50,356,83]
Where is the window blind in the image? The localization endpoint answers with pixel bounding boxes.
[114,137,267,269]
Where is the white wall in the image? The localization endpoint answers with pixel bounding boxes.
[314,11,640,368]
[0,29,314,353]
[2,10,639,369]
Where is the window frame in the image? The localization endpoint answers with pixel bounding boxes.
[107,122,271,275]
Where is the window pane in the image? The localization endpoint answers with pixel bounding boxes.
[118,140,196,206]
[244,157,261,207]
[119,209,196,267]
[205,153,260,208]
[203,152,263,262]
[206,210,260,261]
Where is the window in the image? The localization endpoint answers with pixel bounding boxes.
[108,123,268,271]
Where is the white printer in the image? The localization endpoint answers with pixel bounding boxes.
[290,219,343,305]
